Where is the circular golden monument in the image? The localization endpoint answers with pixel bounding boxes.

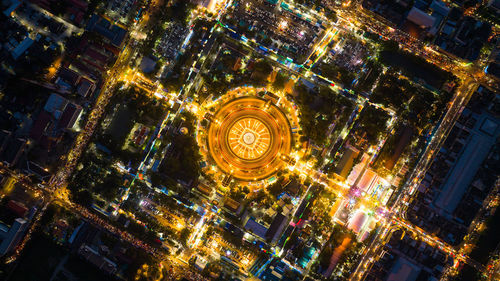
[228,118,270,160]
[207,96,292,181]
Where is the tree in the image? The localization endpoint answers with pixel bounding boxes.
[267,177,284,198]
[273,71,288,91]
[229,187,246,201]
[380,39,399,52]
[179,228,191,247]
[40,203,58,225]
[159,113,202,183]
[408,90,435,117]
[354,59,382,93]
[356,105,390,145]
[252,59,273,83]
[51,0,69,16]
[294,84,353,145]
[314,62,355,86]
[94,170,122,201]
[261,36,273,47]
[325,9,338,23]
[205,226,215,238]
[170,1,193,23]
[370,74,409,112]
[73,190,94,207]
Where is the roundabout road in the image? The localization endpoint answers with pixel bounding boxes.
[207,96,292,181]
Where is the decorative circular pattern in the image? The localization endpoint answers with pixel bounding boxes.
[228,118,270,160]
[207,96,292,181]
[242,132,256,145]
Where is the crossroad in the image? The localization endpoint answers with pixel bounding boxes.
[9,0,500,280]
[47,0,161,192]
[340,0,496,277]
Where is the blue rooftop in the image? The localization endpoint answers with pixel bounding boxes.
[11,36,34,60]
[86,14,127,47]
[244,217,268,239]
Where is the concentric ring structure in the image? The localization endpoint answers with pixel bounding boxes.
[208,96,292,181]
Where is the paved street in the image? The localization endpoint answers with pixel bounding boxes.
[3,0,498,280]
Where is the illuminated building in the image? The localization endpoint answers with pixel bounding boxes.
[205,94,294,181]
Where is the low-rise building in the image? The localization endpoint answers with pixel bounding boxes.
[1,138,27,167]
[407,86,500,244]
[58,103,82,129]
[78,244,118,275]
[86,14,127,47]
[0,218,27,256]
[334,145,360,180]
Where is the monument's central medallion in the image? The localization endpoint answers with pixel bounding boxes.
[228,118,270,160]
[206,95,293,181]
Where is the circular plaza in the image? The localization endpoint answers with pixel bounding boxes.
[206,95,293,181]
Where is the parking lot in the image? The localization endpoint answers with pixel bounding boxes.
[329,35,371,72]
[156,22,189,61]
[231,0,325,62]
[107,0,137,23]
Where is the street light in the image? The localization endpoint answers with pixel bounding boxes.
[279,20,288,30]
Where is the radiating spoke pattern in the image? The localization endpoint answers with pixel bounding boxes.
[228,118,270,160]
[206,94,294,181]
